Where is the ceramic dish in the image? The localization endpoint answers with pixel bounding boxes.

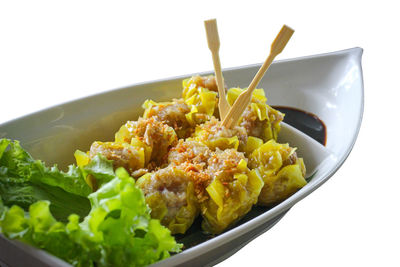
[0,47,363,267]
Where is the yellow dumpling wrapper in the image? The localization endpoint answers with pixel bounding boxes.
[227,87,267,105]
[191,127,240,151]
[201,166,264,234]
[74,149,90,167]
[226,87,283,142]
[182,76,218,117]
[243,136,264,156]
[137,169,200,235]
[249,139,307,206]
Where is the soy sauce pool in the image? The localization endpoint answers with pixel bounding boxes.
[272,106,327,146]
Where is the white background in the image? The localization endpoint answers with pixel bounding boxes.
[1,1,399,266]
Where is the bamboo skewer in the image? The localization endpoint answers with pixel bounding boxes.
[221,25,294,128]
[204,19,230,120]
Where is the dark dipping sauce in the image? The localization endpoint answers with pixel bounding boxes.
[272,106,327,146]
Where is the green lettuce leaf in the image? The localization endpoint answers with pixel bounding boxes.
[0,139,91,220]
[0,139,92,197]
[0,198,94,266]
[83,154,115,187]
[0,167,181,267]
[0,177,90,221]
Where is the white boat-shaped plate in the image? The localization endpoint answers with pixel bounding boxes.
[0,47,363,267]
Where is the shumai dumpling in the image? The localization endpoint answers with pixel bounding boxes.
[200,149,264,234]
[227,87,284,142]
[182,75,218,124]
[191,117,248,151]
[89,141,145,173]
[142,99,192,139]
[137,166,200,234]
[249,139,307,206]
[115,117,178,166]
